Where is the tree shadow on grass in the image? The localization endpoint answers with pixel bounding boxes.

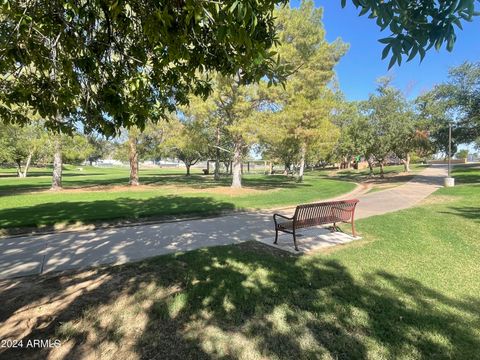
[0,195,236,231]
[0,174,169,195]
[0,172,53,178]
[67,173,310,191]
[0,242,478,359]
[0,174,311,196]
[452,166,480,184]
[440,206,480,222]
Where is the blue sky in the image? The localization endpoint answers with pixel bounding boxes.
[290,0,479,101]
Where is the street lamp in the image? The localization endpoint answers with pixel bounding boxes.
[448,123,451,177]
[444,123,455,187]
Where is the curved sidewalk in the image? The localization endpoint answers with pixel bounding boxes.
[0,165,447,279]
[354,165,446,219]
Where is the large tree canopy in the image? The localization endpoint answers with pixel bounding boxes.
[263,1,347,181]
[418,61,480,150]
[0,0,288,135]
[344,0,480,68]
[1,0,477,136]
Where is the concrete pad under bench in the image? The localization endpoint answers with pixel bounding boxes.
[256,226,361,254]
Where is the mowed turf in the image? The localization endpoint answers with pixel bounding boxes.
[0,165,355,230]
[0,165,478,359]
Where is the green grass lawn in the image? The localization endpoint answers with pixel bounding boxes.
[0,165,356,230]
[1,165,478,359]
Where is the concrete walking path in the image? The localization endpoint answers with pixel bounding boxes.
[354,164,446,219]
[0,165,446,279]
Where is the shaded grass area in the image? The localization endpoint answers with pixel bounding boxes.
[0,165,201,193]
[0,168,355,230]
[0,195,236,229]
[333,164,425,182]
[452,163,480,184]
[1,168,479,359]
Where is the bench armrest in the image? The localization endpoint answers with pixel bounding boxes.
[331,205,356,222]
[331,206,354,212]
[273,213,294,221]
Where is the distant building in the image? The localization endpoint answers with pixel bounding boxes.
[93,159,125,167]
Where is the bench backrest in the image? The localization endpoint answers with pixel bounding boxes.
[293,199,359,229]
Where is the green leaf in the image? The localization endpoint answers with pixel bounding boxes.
[381,44,391,60]
[378,37,394,44]
[359,6,370,16]
[453,18,464,29]
[419,47,426,62]
[407,45,418,62]
[447,34,456,52]
[388,55,397,69]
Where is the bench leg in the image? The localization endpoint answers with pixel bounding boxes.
[293,229,299,251]
[274,228,278,244]
[331,222,337,232]
[351,221,356,237]
[331,223,341,232]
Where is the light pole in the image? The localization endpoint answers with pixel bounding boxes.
[444,123,455,187]
[448,123,451,177]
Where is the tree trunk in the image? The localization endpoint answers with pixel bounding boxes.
[186,163,191,176]
[367,158,374,177]
[379,162,385,179]
[129,134,139,186]
[214,157,220,180]
[269,162,273,175]
[297,142,307,182]
[231,141,243,188]
[15,160,22,178]
[214,128,220,180]
[402,153,411,172]
[21,151,33,178]
[51,136,63,190]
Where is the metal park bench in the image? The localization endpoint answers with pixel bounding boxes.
[273,199,359,251]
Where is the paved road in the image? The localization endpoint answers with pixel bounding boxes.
[0,165,446,279]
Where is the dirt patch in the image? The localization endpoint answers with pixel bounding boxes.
[363,173,415,184]
[13,183,272,197]
[62,184,159,193]
[0,263,169,360]
[190,186,271,196]
[0,270,111,341]
[20,184,167,195]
